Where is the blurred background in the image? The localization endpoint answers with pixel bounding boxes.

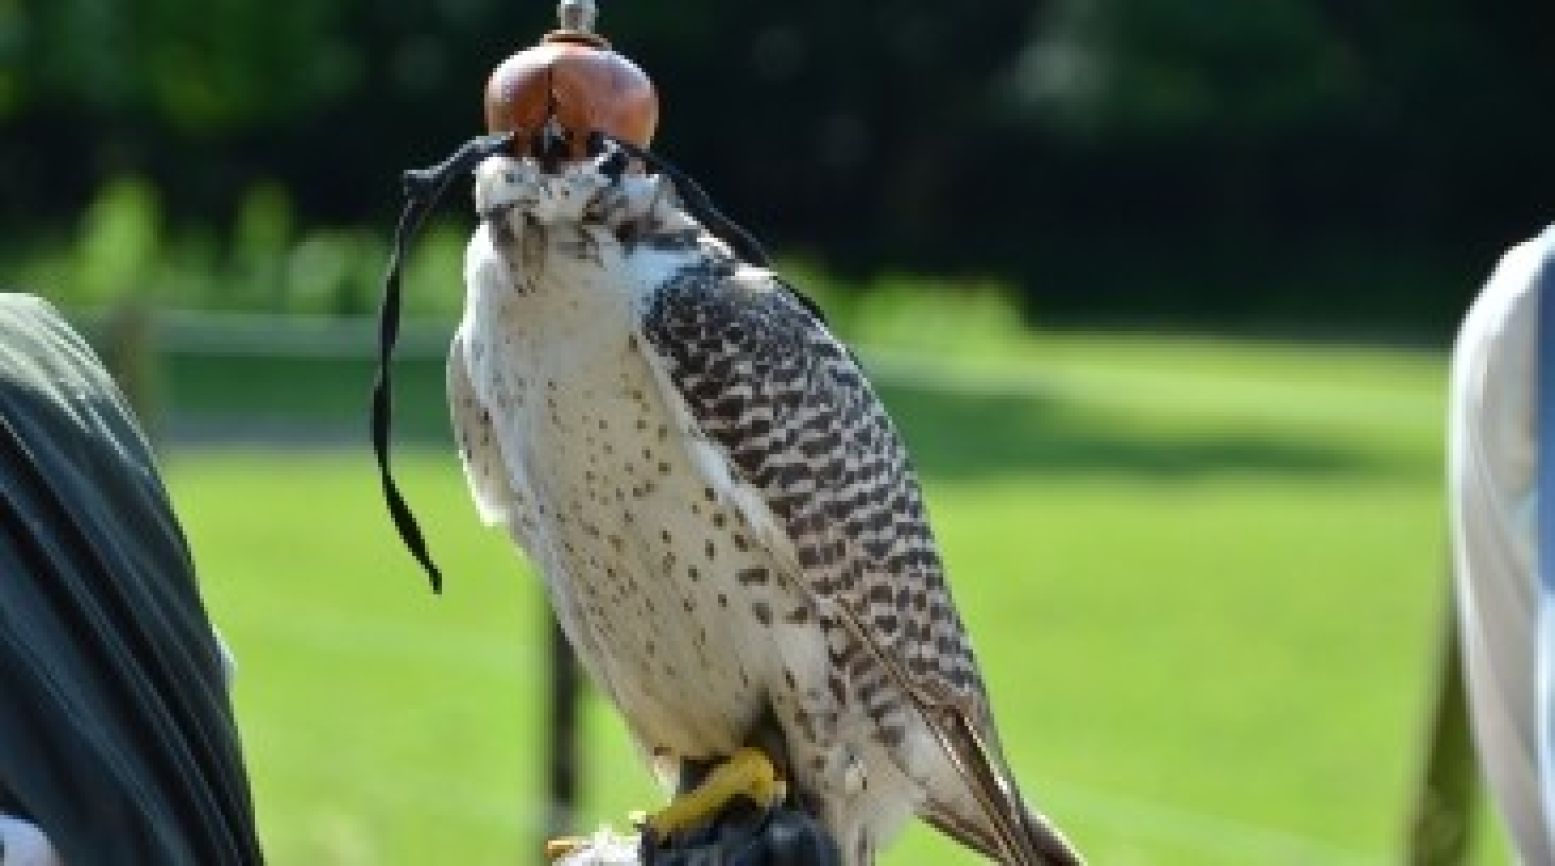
[1,0,1547,863]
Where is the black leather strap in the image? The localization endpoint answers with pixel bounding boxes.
[372,132,515,593]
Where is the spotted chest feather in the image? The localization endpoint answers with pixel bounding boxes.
[450,150,1085,866]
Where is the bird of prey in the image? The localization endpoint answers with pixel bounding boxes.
[440,139,1081,866]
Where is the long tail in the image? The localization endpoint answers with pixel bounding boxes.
[922,708,1084,866]
[926,805,1081,866]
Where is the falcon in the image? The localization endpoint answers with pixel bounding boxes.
[436,138,1083,866]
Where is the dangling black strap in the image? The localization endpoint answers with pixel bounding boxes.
[601,135,773,269]
[601,134,833,325]
[372,131,515,593]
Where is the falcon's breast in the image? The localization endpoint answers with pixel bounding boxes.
[448,152,1079,865]
[449,221,822,763]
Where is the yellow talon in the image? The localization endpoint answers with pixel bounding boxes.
[647,747,784,838]
[544,836,587,861]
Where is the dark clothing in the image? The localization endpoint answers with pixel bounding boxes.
[644,802,842,866]
[0,296,263,865]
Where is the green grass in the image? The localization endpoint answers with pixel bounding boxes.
[162,329,1508,865]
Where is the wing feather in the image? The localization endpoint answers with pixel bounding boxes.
[638,258,1080,865]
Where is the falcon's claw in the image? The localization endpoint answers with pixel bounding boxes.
[646,747,785,842]
[545,836,588,861]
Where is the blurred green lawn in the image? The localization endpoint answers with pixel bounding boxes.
[162,331,1509,865]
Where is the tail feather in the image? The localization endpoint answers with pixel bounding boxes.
[1016,798,1084,866]
[926,801,1081,866]
[921,707,1084,866]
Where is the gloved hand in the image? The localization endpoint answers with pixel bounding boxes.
[642,800,841,866]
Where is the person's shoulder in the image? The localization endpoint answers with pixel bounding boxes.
[1453,230,1550,363]
[0,293,99,380]
[0,293,65,323]
[0,293,80,354]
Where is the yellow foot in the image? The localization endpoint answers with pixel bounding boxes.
[646,747,785,839]
[544,836,587,861]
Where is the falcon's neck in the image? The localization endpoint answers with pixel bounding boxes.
[464,154,726,367]
[462,216,707,371]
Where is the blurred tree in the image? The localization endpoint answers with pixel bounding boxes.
[0,0,1550,331]
[231,183,292,312]
[1018,0,1365,137]
[75,177,160,308]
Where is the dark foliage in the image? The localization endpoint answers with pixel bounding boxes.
[2,0,1550,330]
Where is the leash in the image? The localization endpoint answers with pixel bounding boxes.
[371,132,515,593]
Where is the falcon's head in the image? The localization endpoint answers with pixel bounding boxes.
[473,147,686,236]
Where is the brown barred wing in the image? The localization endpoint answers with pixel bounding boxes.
[640,260,992,725]
[642,261,1088,866]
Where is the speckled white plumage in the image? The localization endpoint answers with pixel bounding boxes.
[453,159,814,765]
[448,153,1079,866]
